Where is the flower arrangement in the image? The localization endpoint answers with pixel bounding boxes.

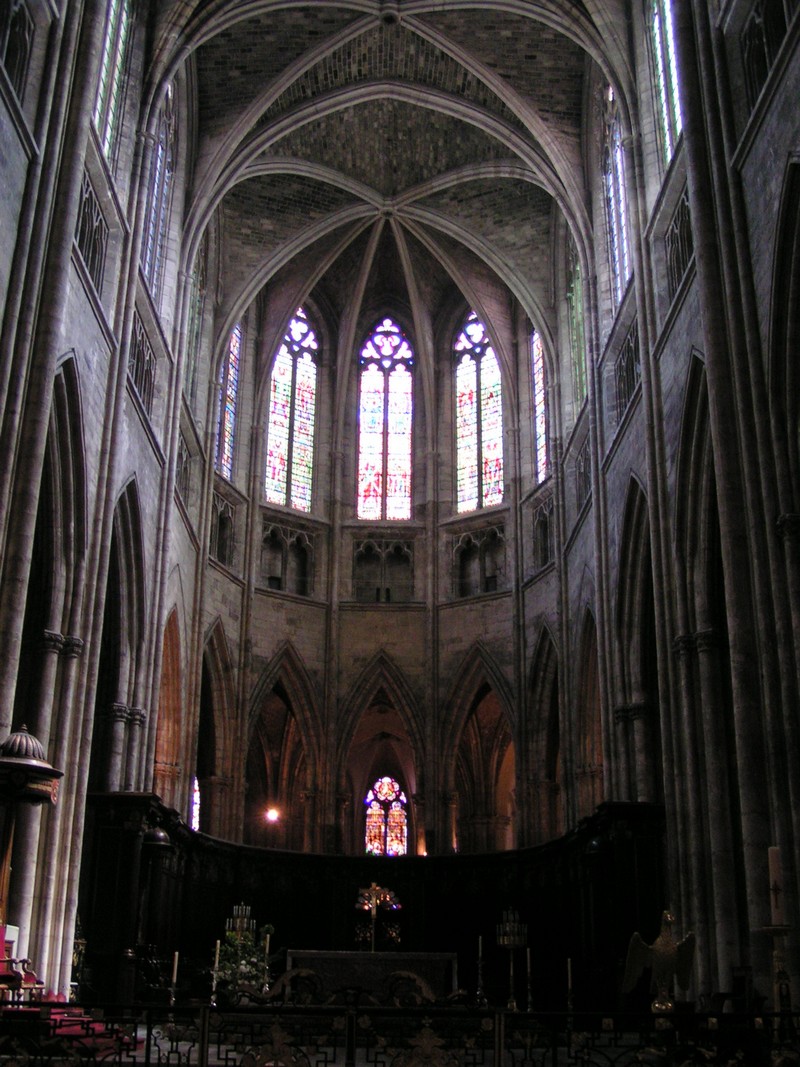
[214,923,274,1003]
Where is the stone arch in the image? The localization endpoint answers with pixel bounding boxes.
[338,652,423,856]
[615,476,663,804]
[196,618,236,836]
[442,643,516,853]
[88,479,146,793]
[245,642,320,850]
[527,625,562,844]
[673,351,742,991]
[154,608,182,808]
[769,156,800,506]
[574,607,603,820]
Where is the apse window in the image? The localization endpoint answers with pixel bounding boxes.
[364,776,407,856]
[265,307,318,511]
[455,311,504,513]
[357,318,414,520]
[141,82,176,299]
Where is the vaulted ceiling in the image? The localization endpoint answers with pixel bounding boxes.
[148,1,629,364]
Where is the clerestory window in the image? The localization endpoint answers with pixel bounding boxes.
[602,85,631,308]
[141,82,176,300]
[649,0,682,165]
[531,329,549,484]
[357,318,414,520]
[455,311,504,513]
[215,323,241,481]
[265,307,318,512]
[94,0,131,163]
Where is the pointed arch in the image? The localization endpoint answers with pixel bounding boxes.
[615,476,663,804]
[88,479,147,793]
[769,157,800,506]
[196,617,236,835]
[527,625,562,843]
[442,643,516,853]
[338,652,423,855]
[575,607,603,819]
[245,642,320,850]
[154,608,182,807]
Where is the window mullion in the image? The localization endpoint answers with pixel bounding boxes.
[381,366,390,519]
[285,358,298,506]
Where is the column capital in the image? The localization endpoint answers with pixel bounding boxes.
[672,633,696,657]
[62,635,85,658]
[103,702,130,724]
[128,707,147,727]
[41,630,64,653]
[694,628,719,653]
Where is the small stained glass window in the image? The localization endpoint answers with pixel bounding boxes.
[216,323,241,480]
[265,308,318,512]
[357,319,414,520]
[455,311,504,513]
[190,776,200,832]
[364,776,407,856]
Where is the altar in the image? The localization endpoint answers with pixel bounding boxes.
[283,950,459,1005]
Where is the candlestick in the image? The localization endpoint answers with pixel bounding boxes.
[214,939,220,970]
[171,950,179,985]
[264,932,270,960]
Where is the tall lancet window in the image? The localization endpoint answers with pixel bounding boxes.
[567,234,587,407]
[94,0,131,163]
[531,330,549,483]
[357,318,414,520]
[142,82,176,299]
[603,85,631,308]
[216,323,241,480]
[364,776,407,856]
[650,0,682,164]
[265,308,318,512]
[455,311,504,513]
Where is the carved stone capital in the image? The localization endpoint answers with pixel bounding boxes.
[694,629,718,653]
[41,630,64,654]
[128,707,147,728]
[62,636,85,658]
[614,702,648,723]
[672,633,696,657]
[104,702,130,724]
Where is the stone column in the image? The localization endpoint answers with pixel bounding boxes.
[300,790,317,852]
[694,627,740,991]
[124,708,146,791]
[445,791,459,853]
[613,705,634,801]
[105,703,130,792]
[336,792,351,854]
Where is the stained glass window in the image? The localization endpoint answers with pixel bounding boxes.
[142,83,176,299]
[455,311,504,513]
[357,319,414,520]
[531,330,549,483]
[364,776,407,856]
[650,0,682,165]
[185,235,208,411]
[265,308,318,512]
[94,0,131,162]
[603,85,631,308]
[216,323,241,480]
[191,776,200,832]
[567,235,587,406]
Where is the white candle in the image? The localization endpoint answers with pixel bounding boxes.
[264,933,270,960]
[769,846,785,925]
[213,940,220,971]
[171,950,179,985]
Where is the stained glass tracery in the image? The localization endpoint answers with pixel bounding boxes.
[265,307,318,512]
[455,311,504,513]
[357,319,413,520]
[364,776,407,856]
